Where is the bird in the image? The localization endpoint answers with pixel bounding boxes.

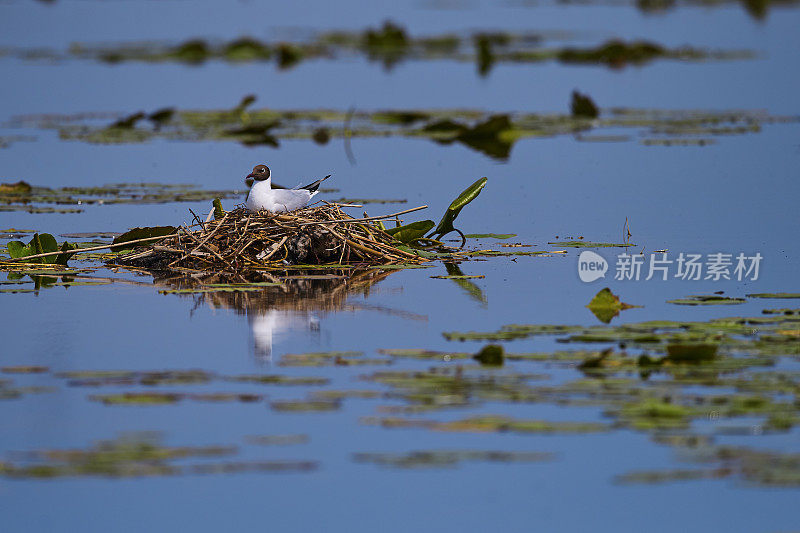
[245,164,331,213]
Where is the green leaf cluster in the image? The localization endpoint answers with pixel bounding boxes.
[6,233,77,265]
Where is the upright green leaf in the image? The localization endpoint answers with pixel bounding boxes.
[55,241,79,266]
[429,177,488,241]
[213,198,225,220]
[37,233,60,263]
[31,233,44,257]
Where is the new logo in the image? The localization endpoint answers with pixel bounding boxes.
[578,251,608,282]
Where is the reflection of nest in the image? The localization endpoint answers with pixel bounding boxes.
[154,268,398,315]
[114,204,424,280]
[202,270,392,314]
[153,265,425,361]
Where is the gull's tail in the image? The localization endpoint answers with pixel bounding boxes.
[300,174,331,194]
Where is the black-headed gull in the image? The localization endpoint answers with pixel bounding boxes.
[245,164,331,213]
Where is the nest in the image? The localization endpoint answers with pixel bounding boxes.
[113,203,425,278]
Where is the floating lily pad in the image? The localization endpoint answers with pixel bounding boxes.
[187,393,263,403]
[2,366,48,374]
[353,449,555,468]
[466,250,552,257]
[361,415,609,434]
[370,264,434,270]
[667,344,719,362]
[245,434,309,446]
[667,295,746,305]
[377,349,470,360]
[226,375,329,386]
[464,233,516,239]
[57,369,213,387]
[89,393,183,405]
[270,400,341,412]
[279,351,390,367]
[548,240,635,248]
[747,293,800,299]
[0,433,317,479]
[310,390,384,400]
[762,308,800,315]
[431,274,485,279]
[642,138,715,146]
[618,446,800,487]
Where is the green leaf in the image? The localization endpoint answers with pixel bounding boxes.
[213,198,225,220]
[429,177,488,240]
[37,233,60,264]
[384,220,435,243]
[473,344,504,366]
[7,233,61,263]
[7,240,31,259]
[55,241,78,266]
[586,287,639,324]
[112,226,176,251]
[31,233,44,257]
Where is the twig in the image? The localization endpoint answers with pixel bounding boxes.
[257,236,288,262]
[3,233,180,263]
[169,213,230,267]
[299,205,427,226]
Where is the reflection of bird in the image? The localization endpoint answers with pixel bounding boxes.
[248,309,320,361]
[245,164,330,213]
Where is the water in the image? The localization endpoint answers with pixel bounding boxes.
[1,0,799,531]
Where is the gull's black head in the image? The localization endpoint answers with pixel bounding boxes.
[246,164,270,182]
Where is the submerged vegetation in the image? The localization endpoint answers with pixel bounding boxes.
[5,22,750,74]
[2,276,799,485]
[0,180,244,214]
[0,433,317,479]
[15,98,792,162]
